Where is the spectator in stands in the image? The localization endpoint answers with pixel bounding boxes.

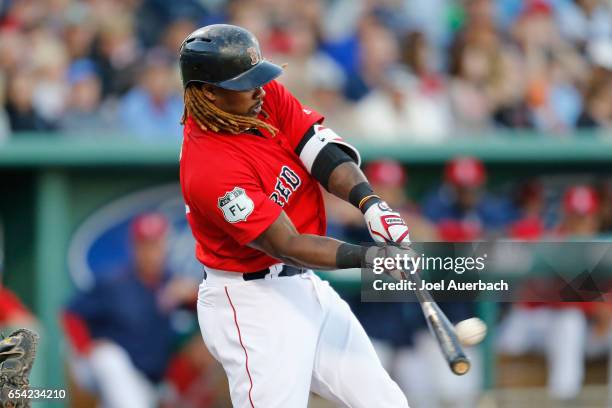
[118,49,183,141]
[5,70,55,132]
[576,65,612,129]
[400,30,445,94]
[304,54,355,135]
[273,19,322,101]
[490,48,534,130]
[30,26,70,127]
[0,29,26,75]
[62,213,198,408]
[61,5,97,61]
[0,74,9,140]
[512,1,587,132]
[60,59,116,133]
[447,37,496,132]
[135,3,203,48]
[422,156,514,237]
[343,16,400,101]
[448,0,530,133]
[1,0,611,140]
[555,0,612,46]
[226,0,273,48]
[0,0,47,30]
[354,66,451,142]
[93,15,143,98]
[159,19,196,56]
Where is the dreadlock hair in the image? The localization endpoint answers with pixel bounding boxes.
[181,83,278,135]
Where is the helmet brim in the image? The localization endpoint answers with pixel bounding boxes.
[216,60,283,91]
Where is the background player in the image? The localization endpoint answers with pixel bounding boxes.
[62,213,198,408]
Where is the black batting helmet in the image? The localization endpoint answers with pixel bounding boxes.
[179,24,282,91]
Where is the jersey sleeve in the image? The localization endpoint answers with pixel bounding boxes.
[188,161,282,246]
[264,80,324,149]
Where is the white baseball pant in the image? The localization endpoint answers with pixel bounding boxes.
[69,341,157,408]
[497,306,598,400]
[197,265,409,407]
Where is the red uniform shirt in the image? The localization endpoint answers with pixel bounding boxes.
[180,80,326,272]
[0,288,32,323]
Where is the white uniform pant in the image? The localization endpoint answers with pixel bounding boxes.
[498,306,611,400]
[69,342,157,408]
[197,267,408,408]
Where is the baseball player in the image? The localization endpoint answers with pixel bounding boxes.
[179,24,411,408]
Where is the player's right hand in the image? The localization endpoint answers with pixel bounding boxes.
[363,201,411,245]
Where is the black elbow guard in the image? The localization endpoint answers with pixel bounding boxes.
[311,144,354,190]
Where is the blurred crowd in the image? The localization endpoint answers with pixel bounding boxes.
[1,0,612,142]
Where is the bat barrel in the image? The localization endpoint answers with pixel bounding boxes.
[404,255,472,376]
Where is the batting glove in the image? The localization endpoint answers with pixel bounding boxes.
[363,244,419,281]
[364,201,411,245]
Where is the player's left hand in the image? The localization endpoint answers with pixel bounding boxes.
[364,201,411,245]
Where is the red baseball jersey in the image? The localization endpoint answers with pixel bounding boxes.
[180,80,327,272]
[0,288,32,323]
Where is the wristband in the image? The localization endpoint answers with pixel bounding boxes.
[358,195,381,212]
[336,243,368,269]
[349,182,382,213]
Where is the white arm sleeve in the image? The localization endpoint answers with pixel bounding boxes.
[298,124,361,173]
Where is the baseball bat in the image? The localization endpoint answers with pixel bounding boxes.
[409,271,471,375]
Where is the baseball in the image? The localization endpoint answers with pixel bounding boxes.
[455,317,487,346]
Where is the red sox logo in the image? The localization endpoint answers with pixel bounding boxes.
[247,47,260,66]
[269,166,301,207]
